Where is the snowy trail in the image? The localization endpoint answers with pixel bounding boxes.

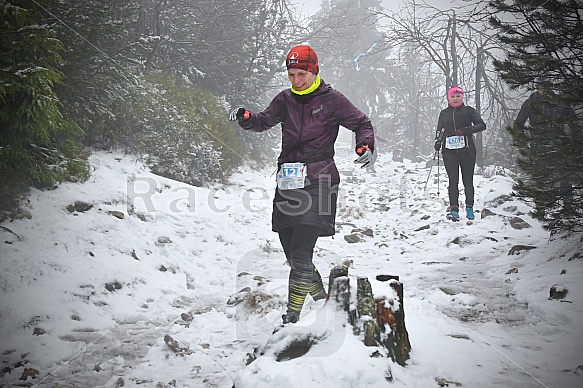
[1,148,581,388]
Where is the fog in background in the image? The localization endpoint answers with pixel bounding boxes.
[4,0,580,232]
[290,0,521,168]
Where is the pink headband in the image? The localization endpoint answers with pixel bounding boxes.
[447,87,464,99]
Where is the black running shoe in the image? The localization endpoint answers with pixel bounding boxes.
[282,310,300,324]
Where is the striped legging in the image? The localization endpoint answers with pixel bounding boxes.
[278,225,327,313]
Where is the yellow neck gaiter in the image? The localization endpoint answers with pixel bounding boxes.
[291,74,321,95]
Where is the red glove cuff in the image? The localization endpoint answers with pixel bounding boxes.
[356,144,372,155]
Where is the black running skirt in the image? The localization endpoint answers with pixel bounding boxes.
[272,183,339,237]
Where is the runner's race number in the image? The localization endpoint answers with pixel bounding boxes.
[445,135,466,150]
[277,163,307,190]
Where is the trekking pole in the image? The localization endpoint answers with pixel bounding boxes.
[437,151,441,196]
[427,128,445,196]
[423,150,438,191]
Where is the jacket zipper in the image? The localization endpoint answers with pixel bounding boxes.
[295,102,306,159]
[452,107,461,153]
[281,100,306,162]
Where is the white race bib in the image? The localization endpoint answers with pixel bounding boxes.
[445,135,466,150]
[277,163,307,190]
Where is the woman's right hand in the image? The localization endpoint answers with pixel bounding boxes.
[229,107,250,121]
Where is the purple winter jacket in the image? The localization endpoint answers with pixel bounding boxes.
[239,80,375,184]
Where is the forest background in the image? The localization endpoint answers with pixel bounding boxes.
[1,0,581,233]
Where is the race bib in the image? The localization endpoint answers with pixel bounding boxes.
[445,135,466,150]
[277,163,307,190]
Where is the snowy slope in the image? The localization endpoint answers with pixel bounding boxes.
[1,142,582,388]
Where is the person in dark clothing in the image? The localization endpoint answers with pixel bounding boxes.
[514,77,581,212]
[515,77,550,130]
[514,77,575,151]
[434,86,486,221]
[229,44,375,324]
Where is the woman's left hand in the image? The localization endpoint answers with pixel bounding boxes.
[455,127,472,136]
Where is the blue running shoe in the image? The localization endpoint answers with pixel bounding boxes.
[447,206,460,222]
[466,207,475,220]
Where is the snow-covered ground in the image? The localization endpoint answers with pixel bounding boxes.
[1,142,581,388]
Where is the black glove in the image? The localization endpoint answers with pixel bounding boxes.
[434,128,444,151]
[455,126,473,136]
[229,107,250,121]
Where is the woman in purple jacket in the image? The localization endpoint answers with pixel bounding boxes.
[230,44,375,324]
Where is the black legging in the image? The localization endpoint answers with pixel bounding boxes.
[278,225,327,313]
[442,151,476,208]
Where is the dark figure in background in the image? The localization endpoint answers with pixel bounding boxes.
[514,77,577,149]
[514,77,581,213]
[434,86,486,221]
[230,45,375,324]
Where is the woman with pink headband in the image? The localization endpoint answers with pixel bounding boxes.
[434,86,486,221]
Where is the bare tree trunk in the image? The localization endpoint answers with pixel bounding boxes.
[475,46,484,167]
[450,11,458,87]
[443,18,452,89]
[413,91,421,159]
[407,60,416,159]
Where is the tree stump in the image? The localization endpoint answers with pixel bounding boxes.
[375,275,411,366]
[239,269,412,384]
[392,148,403,162]
[328,264,350,312]
[325,269,411,366]
[356,277,381,346]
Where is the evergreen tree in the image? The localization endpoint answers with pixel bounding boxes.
[132,0,297,108]
[116,73,246,185]
[43,0,142,147]
[126,0,299,161]
[0,0,88,219]
[490,0,583,233]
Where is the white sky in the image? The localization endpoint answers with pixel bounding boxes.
[295,0,321,17]
[1,146,581,387]
[296,0,469,17]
